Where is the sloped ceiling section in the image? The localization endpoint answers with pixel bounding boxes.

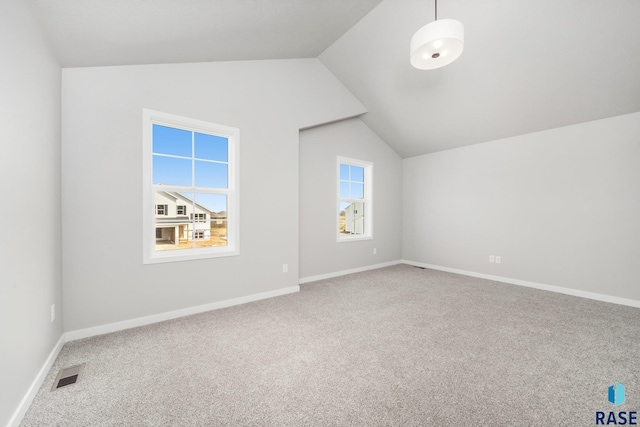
[28,0,383,67]
[319,0,640,158]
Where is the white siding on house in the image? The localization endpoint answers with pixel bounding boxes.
[344,201,364,234]
[154,192,215,243]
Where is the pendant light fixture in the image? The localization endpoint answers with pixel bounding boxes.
[410,0,464,70]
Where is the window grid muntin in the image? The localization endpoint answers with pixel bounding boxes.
[337,157,372,241]
[144,109,239,263]
[152,126,230,191]
[152,123,228,251]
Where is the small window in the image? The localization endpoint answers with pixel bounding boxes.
[190,213,206,223]
[337,157,373,241]
[143,109,239,264]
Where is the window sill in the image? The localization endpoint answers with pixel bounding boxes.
[143,247,239,264]
[337,235,373,243]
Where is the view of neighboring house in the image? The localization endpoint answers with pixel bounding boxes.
[344,201,364,234]
[154,191,221,245]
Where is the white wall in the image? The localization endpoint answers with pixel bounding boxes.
[62,59,365,332]
[403,112,640,301]
[299,118,402,279]
[0,1,62,425]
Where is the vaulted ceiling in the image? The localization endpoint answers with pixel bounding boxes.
[319,0,640,157]
[28,0,640,157]
[27,0,383,67]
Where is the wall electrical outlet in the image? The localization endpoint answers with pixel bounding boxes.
[495,256,501,264]
[489,255,495,263]
[282,264,288,273]
[50,304,55,323]
[373,248,377,255]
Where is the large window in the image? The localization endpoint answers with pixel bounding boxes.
[143,109,239,264]
[337,157,373,241]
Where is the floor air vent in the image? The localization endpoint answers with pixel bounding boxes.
[51,364,85,391]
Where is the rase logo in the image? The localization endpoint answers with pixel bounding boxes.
[596,382,637,425]
[610,382,627,407]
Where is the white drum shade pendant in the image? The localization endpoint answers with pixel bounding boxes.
[410,0,464,70]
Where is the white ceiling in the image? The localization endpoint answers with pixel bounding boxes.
[27,0,383,67]
[320,0,640,157]
[28,0,640,157]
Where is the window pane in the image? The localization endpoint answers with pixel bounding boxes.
[195,194,228,247]
[155,223,193,252]
[153,155,192,186]
[178,192,194,210]
[203,219,227,248]
[339,182,350,198]
[152,125,192,157]
[339,164,350,180]
[351,183,364,199]
[342,201,365,235]
[153,189,193,251]
[195,161,228,188]
[350,166,364,183]
[339,201,350,235]
[195,193,226,214]
[153,192,228,250]
[195,133,228,162]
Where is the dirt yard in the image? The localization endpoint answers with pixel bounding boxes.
[339,214,351,235]
[156,223,227,251]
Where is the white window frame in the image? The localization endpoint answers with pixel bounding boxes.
[143,109,240,264]
[337,156,373,242]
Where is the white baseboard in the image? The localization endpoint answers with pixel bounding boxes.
[14,261,637,426]
[7,334,65,427]
[401,259,640,309]
[299,260,402,284]
[10,285,300,426]
[65,285,300,342]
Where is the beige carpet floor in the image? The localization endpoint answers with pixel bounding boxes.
[21,265,640,426]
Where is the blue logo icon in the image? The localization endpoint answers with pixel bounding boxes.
[608,382,626,406]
